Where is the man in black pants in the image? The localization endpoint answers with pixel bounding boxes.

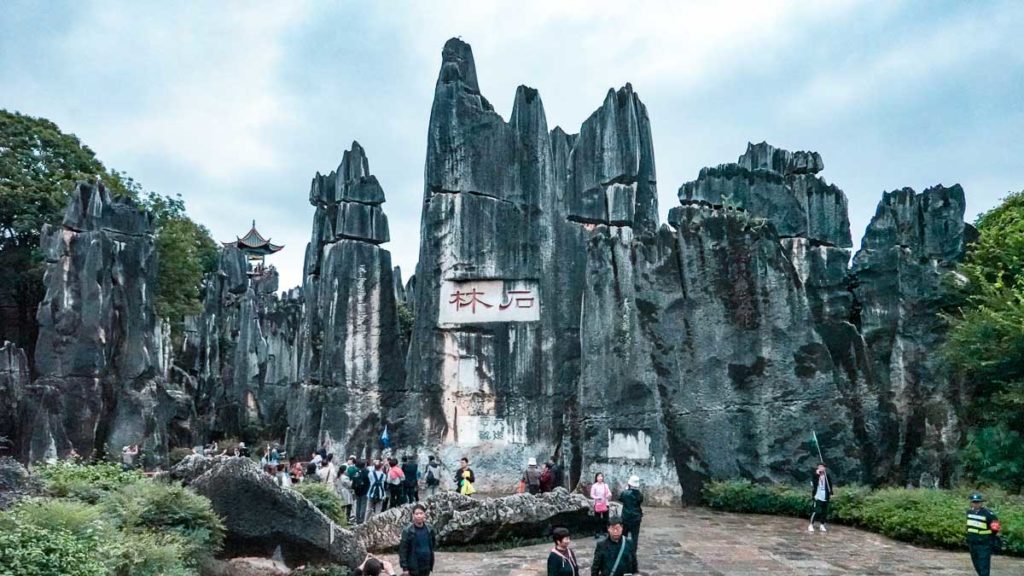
[966,492,1001,576]
[808,462,833,533]
[399,504,436,576]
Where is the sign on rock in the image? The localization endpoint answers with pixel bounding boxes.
[438,280,540,325]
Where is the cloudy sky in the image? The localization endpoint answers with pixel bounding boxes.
[3,1,1022,289]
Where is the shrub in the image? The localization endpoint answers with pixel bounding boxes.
[0,499,108,576]
[104,529,192,576]
[701,478,809,516]
[101,479,225,566]
[0,516,107,576]
[702,480,1024,555]
[294,482,348,526]
[35,461,141,503]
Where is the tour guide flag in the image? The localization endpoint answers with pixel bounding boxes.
[381,424,390,448]
[812,430,824,463]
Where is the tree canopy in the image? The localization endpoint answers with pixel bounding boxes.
[944,190,1024,490]
[0,109,217,350]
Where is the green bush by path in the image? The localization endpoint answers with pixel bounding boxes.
[703,480,1024,555]
[35,460,142,503]
[294,481,349,526]
[0,462,226,576]
[101,479,225,566]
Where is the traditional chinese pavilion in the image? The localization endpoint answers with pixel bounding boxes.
[223,220,284,276]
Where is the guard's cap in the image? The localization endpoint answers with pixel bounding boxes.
[969,492,985,502]
[528,457,537,466]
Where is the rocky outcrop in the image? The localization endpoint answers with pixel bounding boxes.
[851,185,970,485]
[0,342,28,455]
[186,251,301,445]
[24,182,191,461]
[0,456,35,509]
[355,488,603,551]
[179,456,365,569]
[291,142,404,458]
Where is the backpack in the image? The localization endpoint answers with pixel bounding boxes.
[425,465,440,486]
[353,470,369,493]
[369,471,386,501]
[526,467,541,488]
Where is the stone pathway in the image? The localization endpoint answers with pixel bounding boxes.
[372,507,1023,575]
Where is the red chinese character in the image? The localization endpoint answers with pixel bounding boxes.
[449,287,493,314]
[499,290,535,310]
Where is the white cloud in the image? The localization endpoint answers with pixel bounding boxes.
[56,1,311,181]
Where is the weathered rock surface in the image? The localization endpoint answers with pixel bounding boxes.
[0,456,36,509]
[851,185,970,485]
[24,182,190,461]
[178,456,365,569]
[185,253,301,444]
[292,141,404,458]
[0,342,28,455]
[355,488,605,551]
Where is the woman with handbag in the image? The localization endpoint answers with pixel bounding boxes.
[590,472,612,536]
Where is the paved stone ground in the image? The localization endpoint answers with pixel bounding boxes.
[372,507,1024,575]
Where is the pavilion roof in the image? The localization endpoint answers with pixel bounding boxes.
[223,220,284,253]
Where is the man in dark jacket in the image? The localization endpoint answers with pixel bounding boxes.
[591,517,637,576]
[399,504,436,576]
[808,463,833,533]
[353,460,370,525]
[966,492,1001,576]
[619,475,644,550]
[401,455,419,504]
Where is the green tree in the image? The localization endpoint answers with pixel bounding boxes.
[142,192,219,336]
[0,110,137,352]
[944,190,1024,490]
[0,109,218,351]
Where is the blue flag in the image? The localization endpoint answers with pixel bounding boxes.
[380,424,390,448]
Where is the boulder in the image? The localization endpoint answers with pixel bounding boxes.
[0,456,36,510]
[355,488,605,551]
[182,456,365,569]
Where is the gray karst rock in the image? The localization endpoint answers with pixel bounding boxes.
[851,184,970,484]
[186,252,301,444]
[0,342,29,454]
[680,141,851,247]
[292,141,403,458]
[176,456,365,569]
[402,38,601,490]
[355,488,604,551]
[25,182,190,461]
[4,38,976,505]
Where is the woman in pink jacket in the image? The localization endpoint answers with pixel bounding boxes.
[590,472,612,536]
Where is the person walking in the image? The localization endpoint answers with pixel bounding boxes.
[540,462,555,493]
[353,459,370,524]
[402,455,420,504]
[423,455,441,498]
[590,473,612,536]
[808,462,833,533]
[590,517,637,576]
[966,492,1001,576]
[523,458,542,495]
[547,527,580,576]
[618,475,644,551]
[455,458,475,496]
[368,461,388,519]
[398,504,437,576]
[387,457,406,509]
[550,459,564,490]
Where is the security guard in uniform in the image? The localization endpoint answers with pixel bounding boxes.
[966,492,1001,576]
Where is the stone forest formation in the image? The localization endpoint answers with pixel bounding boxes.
[0,38,974,504]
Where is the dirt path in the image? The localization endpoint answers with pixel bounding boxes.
[372,506,1023,575]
